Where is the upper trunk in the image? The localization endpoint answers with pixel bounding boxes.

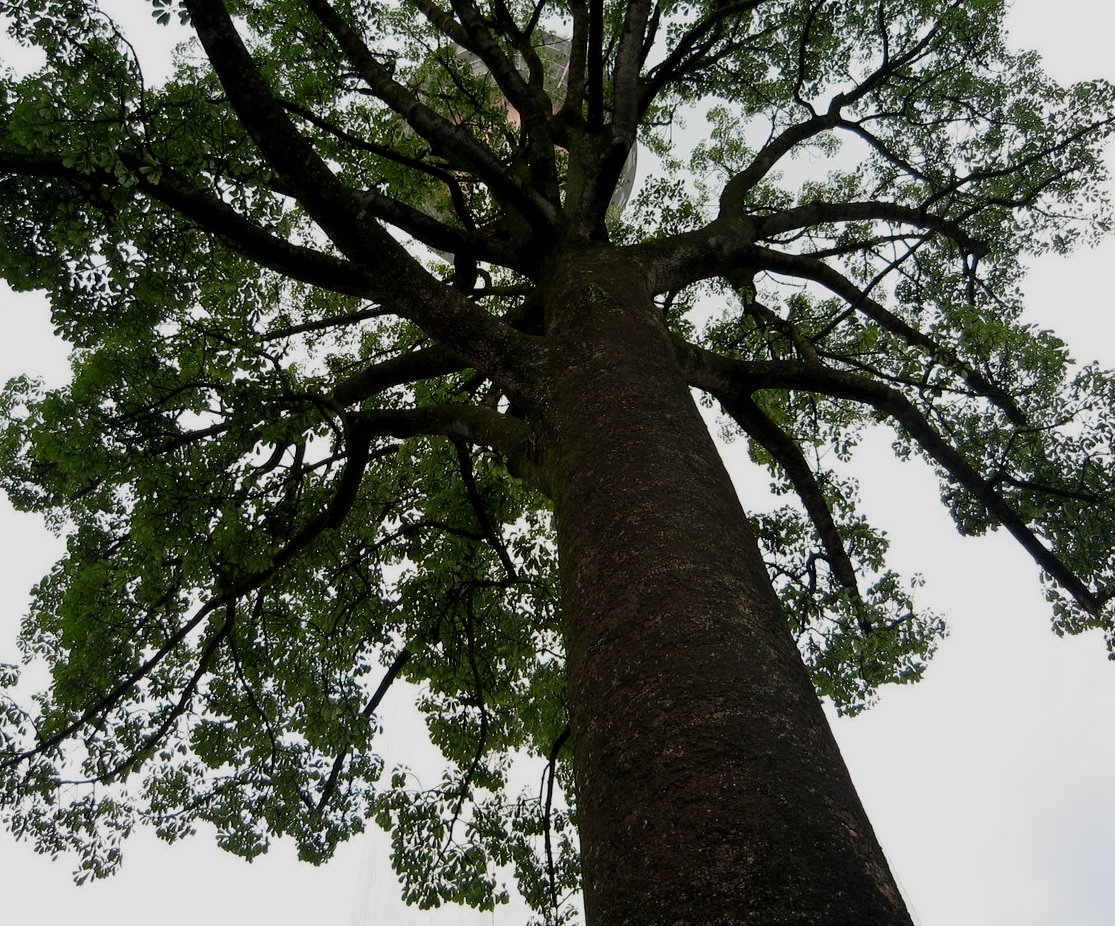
[533,246,912,925]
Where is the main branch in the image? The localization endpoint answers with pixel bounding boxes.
[679,343,1103,614]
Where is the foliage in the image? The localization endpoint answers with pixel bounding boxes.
[0,0,1112,921]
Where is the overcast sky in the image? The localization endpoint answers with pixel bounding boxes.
[1,2,1114,924]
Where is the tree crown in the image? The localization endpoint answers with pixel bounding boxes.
[0,0,1112,918]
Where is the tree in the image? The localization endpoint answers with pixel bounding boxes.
[0,1,1112,923]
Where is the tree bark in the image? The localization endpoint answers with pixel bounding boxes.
[536,246,913,925]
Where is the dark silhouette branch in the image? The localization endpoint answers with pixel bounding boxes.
[542,723,571,915]
[679,343,1103,614]
[722,394,866,611]
[331,294,544,409]
[2,406,382,771]
[640,0,766,113]
[924,116,1115,212]
[747,245,1028,425]
[719,112,841,213]
[332,345,468,407]
[183,0,538,390]
[260,306,391,342]
[791,1,828,115]
[315,646,412,813]
[299,0,558,226]
[429,0,561,202]
[718,5,960,210]
[351,186,524,264]
[453,439,518,581]
[824,2,959,115]
[756,200,987,257]
[354,403,545,493]
[280,96,498,245]
[0,150,377,297]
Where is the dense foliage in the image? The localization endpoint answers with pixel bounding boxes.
[0,1,1112,921]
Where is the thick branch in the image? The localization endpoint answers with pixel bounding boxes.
[278,99,522,264]
[679,343,1103,614]
[722,394,864,603]
[300,0,557,226]
[183,0,537,391]
[351,186,521,265]
[355,403,545,493]
[331,294,543,407]
[0,150,376,298]
[748,245,1027,425]
[630,230,1024,429]
[436,0,561,203]
[623,218,758,297]
[562,0,590,123]
[755,200,987,256]
[586,0,604,129]
[640,0,765,114]
[719,112,840,212]
[612,0,652,134]
[332,345,467,407]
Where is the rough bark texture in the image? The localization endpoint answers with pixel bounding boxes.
[537,248,912,925]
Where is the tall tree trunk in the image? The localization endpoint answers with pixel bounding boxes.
[536,247,912,925]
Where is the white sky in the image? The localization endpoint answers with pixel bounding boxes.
[1,2,1114,924]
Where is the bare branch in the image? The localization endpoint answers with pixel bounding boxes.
[791,0,828,115]
[352,186,523,265]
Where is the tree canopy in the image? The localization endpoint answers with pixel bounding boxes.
[0,1,1113,922]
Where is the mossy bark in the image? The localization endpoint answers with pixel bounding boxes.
[536,247,912,925]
